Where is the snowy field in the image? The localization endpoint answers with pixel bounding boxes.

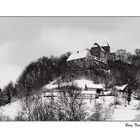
[77,96,140,121]
[109,99,140,121]
[0,94,140,121]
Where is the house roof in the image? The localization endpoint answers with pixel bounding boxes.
[115,84,128,91]
[67,50,89,61]
[81,90,96,94]
[74,79,94,87]
[87,84,104,89]
[73,79,104,89]
[93,42,100,47]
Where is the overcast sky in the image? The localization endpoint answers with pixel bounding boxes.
[0,17,140,88]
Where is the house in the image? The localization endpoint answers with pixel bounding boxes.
[81,83,104,100]
[112,84,128,98]
[43,79,105,103]
[64,79,105,102]
[66,79,104,100]
[72,79,104,93]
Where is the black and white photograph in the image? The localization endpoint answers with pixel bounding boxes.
[0,16,140,121]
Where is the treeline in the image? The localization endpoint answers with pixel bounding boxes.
[15,53,70,94]
[0,50,109,106]
[108,48,140,90]
[115,48,140,65]
[0,52,70,106]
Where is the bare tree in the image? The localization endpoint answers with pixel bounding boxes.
[87,103,103,121]
[56,85,87,121]
[135,49,140,56]
[116,49,132,63]
[15,84,87,121]
[15,93,58,121]
[116,49,127,61]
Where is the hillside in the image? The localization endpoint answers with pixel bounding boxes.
[0,52,140,121]
[0,52,140,106]
[13,56,140,93]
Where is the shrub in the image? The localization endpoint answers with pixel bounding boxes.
[86,103,114,121]
[15,85,87,121]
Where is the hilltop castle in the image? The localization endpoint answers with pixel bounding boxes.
[90,42,116,63]
[67,42,116,68]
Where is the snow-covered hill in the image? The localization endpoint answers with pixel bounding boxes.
[0,78,140,121]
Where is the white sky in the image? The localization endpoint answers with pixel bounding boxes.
[0,17,140,88]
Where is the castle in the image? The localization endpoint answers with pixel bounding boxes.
[90,42,116,63]
[67,42,116,67]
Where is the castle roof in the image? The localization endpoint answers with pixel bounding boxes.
[67,50,89,61]
[101,42,109,47]
[93,42,106,52]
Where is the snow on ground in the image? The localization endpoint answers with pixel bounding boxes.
[108,99,140,121]
[106,98,140,121]
[110,106,140,121]
[0,100,22,120]
[37,78,140,121]
[84,96,115,117]
[0,93,54,120]
[0,91,140,121]
[85,96,140,121]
